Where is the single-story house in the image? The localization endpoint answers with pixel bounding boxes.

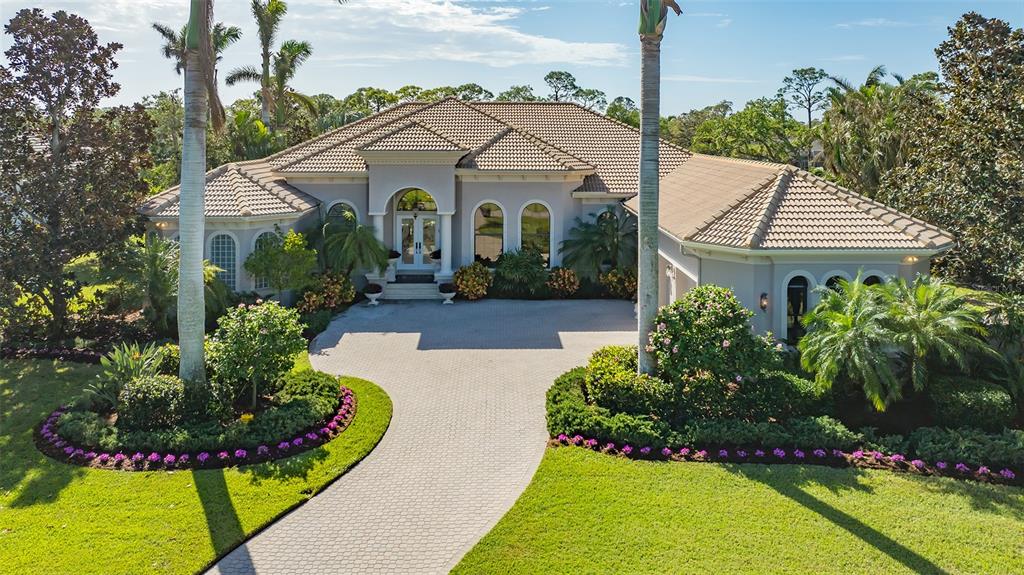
[141,98,954,340]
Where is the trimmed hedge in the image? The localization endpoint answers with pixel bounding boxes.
[929,377,1015,432]
[584,346,671,417]
[117,374,184,431]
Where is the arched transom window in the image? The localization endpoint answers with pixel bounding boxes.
[209,233,237,290]
[474,202,503,267]
[396,189,437,212]
[521,202,551,265]
[326,202,358,234]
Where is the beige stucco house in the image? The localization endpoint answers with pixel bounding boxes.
[141,98,954,339]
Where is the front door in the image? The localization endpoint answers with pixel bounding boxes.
[396,213,438,271]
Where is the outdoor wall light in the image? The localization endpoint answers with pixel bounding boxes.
[903,255,920,264]
[760,292,769,311]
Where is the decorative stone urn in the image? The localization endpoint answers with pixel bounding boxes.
[439,283,456,305]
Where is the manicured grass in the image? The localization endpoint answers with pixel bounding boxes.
[455,447,1024,575]
[0,358,392,575]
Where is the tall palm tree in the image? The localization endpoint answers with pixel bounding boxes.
[152,21,242,76]
[229,0,289,127]
[228,40,316,130]
[178,0,226,384]
[636,0,681,374]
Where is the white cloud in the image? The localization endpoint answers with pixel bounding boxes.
[716,18,733,29]
[663,75,758,84]
[835,18,916,29]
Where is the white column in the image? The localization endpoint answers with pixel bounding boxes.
[440,213,453,276]
[372,214,384,244]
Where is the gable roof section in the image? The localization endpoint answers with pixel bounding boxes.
[458,127,593,171]
[140,161,318,219]
[627,154,955,251]
[358,120,466,152]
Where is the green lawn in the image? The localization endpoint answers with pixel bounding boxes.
[455,447,1024,575]
[0,358,392,575]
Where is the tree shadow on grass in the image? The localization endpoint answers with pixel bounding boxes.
[726,465,949,575]
[0,360,90,508]
[193,468,254,571]
[908,474,1024,522]
[239,446,328,486]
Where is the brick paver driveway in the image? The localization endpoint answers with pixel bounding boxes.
[208,299,635,575]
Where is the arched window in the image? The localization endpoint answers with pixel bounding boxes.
[210,233,237,290]
[521,202,551,265]
[786,276,809,344]
[864,275,884,286]
[326,202,358,234]
[474,202,503,267]
[395,189,437,212]
[252,231,277,290]
[825,275,845,291]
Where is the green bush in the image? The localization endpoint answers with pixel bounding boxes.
[585,345,672,417]
[676,416,861,450]
[300,310,332,336]
[157,342,180,376]
[493,249,548,297]
[278,368,340,407]
[453,262,492,300]
[117,374,185,431]
[902,427,1024,469]
[84,342,164,413]
[207,301,307,409]
[929,377,1015,431]
[598,267,636,299]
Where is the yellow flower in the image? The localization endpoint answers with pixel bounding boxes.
[240,413,254,424]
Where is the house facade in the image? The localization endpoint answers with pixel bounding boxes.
[141,98,954,337]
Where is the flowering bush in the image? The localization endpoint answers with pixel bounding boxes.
[453,262,492,300]
[545,267,580,299]
[207,301,307,408]
[598,267,636,300]
[296,273,356,314]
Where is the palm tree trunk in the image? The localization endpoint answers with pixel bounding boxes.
[178,1,208,384]
[637,35,661,374]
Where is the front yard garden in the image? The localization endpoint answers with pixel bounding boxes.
[0,356,392,575]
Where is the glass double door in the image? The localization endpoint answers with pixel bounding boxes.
[396,213,438,270]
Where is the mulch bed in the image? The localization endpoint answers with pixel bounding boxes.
[550,435,1022,487]
[2,346,104,364]
[35,386,357,471]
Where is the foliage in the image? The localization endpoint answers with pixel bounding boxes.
[605,96,639,127]
[277,367,340,407]
[295,272,356,314]
[651,286,780,384]
[778,67,829,166]
[207,302,307,408]
[493,249,548,297]
[322,220,389,276]
[151,20,241,76]
[691,96,804,163]
[878,14,1024,292]
[584,346,672,417]
[453,262,492,300]
[677,416,861,451]
[0,9,154,338]
[899,426,1024,470]
[559,205,637,279]
[545,268,580,299]
[929,377,1015,432]
[300,310,332,336]
[661,100,732,149]
[228,108,278,160]
[116,374,185,431]
[86,342,165,413]
[676,370,826,423]
[495,84,538,101]
[598,268,637,300]
[244,228,318,296]
[543,70,607,111]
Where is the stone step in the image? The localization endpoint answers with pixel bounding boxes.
[381,282,444,300]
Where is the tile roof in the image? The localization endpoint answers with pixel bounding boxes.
[358,121,466,152]
[626,155,955,251]
[140,161,318,218]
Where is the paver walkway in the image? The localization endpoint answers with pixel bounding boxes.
[208,299,635,575]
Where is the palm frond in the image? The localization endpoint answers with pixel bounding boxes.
[226,66,262,86]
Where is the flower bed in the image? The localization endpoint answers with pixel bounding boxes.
[550,434,1021,486]
[35,385,357,471]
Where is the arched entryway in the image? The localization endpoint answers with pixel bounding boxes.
[393,188,439,272]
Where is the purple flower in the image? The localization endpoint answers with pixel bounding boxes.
[736,450,747,458]
[813,449,827,458]
[695,450,708,458]
[145,452,159,462]
[585,438,598,448]
[640,446,652,455]
[197,452,210,463]
[911,459,925,469]
[217,451,230,460]
[794,450,805,459]
[54,440,66,448]
[332,415,344,423]
[977,466,990,475]
[178,454,190,464]
[234,449,247,459]
[72,448,85,458]
[604,442,615,451]
[63,446,74,455]
[571,435,583,445]
[870,451,884,460]
[305,432,318,441]
[718,449,729,458]
[679,447,691,456]
[84,451,96,459]
[832,449,844,458]
[936,461,948,470]
[98,453,110,463]
[257,445,270,456]
[163,454,176,465]
[999,469,1016,479]
[851,450,865,460]
[131,452,144,462]
[327,421,339,430]
[754,449,765,457]
[292,438,303,447]
[772,448,786,458]
[114,453,127,463]
[556,433,568,443]
[621,445,633,455]
[890,454,906,463]
[955,463,970,473]
[661,447,673,457]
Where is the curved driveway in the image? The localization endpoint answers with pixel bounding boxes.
[209,299,635,575]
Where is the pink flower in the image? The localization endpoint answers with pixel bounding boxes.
[851,450,865,460]
[679,447,691,456]
[114,453,127,463]
[911,459,925,469]
[218,451,230,460]
[604,442,615,451]
[890,454,906,463]
[234,449,247,459]
[722,339,731,348]
[98,453,110,463]
[977,466,990,475]
[695,450,707,458]
[163,454,176,465]
[955,463,970,473]
[571,435,583,445]
[147,452,160,463]
[621,445,633,455]
[131,452,144,462]
[584,438,598,448]
[661,447,673,457]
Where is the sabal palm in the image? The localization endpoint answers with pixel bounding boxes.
[151,21,241,76]
[799,275,901,411]
[560,205,637,278]
[883,275,992,391]
[228,40,315,130]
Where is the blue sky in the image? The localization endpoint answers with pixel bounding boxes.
[1,0,1021,115]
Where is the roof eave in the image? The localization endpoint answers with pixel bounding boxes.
[678,239,951,257]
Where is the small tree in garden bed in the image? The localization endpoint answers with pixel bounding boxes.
[453,262,492,300]
[207,301,306,408]
[244,228,318,297]
[296,273,356,313]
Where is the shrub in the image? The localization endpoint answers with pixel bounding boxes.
[278,368,340,405]
[117,374,185,431]
[598,267,636,299]
[494,249,548,297]
[903,427,1024,470]
[244,228,318,295]
[651,285,780,383]
[157,342,180,376]
[585,345,672,417]
[453,262,492,300]
[296,273,356,314]
[207,302,307,408]
[929,377,1015,431]
[300,310,332,336]
[545,267,580,299]
[679,370,829,422]
[85,342,165,413]
[676,416,861,451]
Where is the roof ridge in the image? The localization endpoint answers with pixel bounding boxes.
[461,100,592,169]
[684,169,783,242]
[225,164,253,216]
[744,168,792,248]
[357,118,467,151]
[795,169,953,248]
[546,99,694,157]
[688,152,787,170]
[459,126,514,165]
[235,162,312,212]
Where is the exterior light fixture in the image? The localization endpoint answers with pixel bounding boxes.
[760,292,769,311]
[903,255,919,264]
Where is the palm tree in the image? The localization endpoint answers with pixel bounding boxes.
[229,40,317,130]
[152,21,241,76]
[323,221,389,276]
[636,0,681,374]
[178,0,227,384]
[882,275,993,392]
[228,0,289,128]
[559,205,637,278]
[799,274,900,411]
